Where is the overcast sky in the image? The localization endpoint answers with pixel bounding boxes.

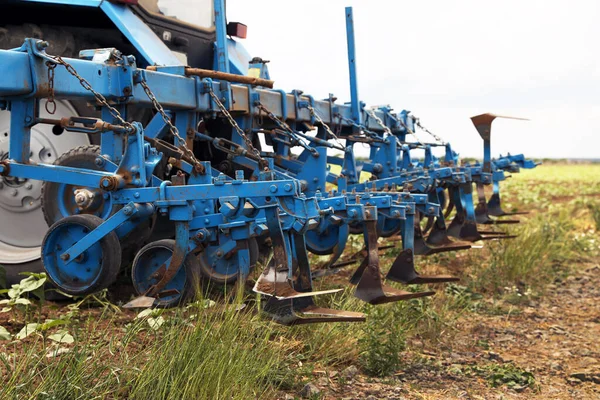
[227,0,600,159]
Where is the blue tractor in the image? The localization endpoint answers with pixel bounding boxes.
[0,0,254,283]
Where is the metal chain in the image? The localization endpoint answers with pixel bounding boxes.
[335,113,381,142]
[45,62,57,115]
[206,87,267,168]
[415,118,446,144]
[256,103,319,155]
[256,103,294,133]
[46,55,133,131]
[366,109,392,135]
[139,80,202,168]
[46,55,205,171]
[305,105,345,148]
[397,117,425,146]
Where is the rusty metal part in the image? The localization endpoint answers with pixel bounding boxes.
[74,188,101,211]
[386,248,459,285]
[99,176,120,191]
[146,66,275,88]
[352,213,435,304]
[38,117,131,134]
[260,233,365,325]
[475,183,520,225]
[146,222,189,298]
[487,192,529,217]
[0,160,9,176]
[413,212,471,256]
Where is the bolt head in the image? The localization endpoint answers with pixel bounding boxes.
[269,185,277,193]
[11,189,17,197]
[25,183,33,190]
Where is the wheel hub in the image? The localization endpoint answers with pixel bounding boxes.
[0,100,90,264]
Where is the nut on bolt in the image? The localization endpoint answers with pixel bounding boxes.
[0,161,9,176]
[99,176,119,191]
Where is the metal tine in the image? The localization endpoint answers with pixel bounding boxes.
[487,191,529,217]
[253,207,341,300]
[353,210,435,304]
[386,248,460,285]
[254,208,365,324]
[413,212,471,256]
[475,183,521,225]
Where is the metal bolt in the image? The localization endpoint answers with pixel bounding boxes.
[269,185,278,193]
[95,157,105,167]
[134,192,140,199]
[123,206,133,216]
[216,251,223,257]
[284,184,292,192]
[25,183,33,190]
[60,253,70,261]
[11,189,17,197]
[75,193,87,205]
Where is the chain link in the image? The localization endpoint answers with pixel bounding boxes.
[415,118,445,144]
[335,113,382,142]
[45,55,207,172]
[304,104,345,149]
[206,87,268,169]
[396,117,425,146]
[45,62,57,115]
[46,55,133,131]
[366,109,392,135]
[139,80,202,168]
[256,103,321,155]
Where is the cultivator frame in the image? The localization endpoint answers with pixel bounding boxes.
[0,4,538,324]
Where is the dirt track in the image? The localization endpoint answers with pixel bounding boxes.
[307,262,600,400]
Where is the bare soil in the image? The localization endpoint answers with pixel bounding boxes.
[294,262,600,400]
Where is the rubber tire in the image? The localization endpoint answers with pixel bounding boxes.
[132,239,201,308]
[41,214,121,296]
[41,145,155,267]
[41,145,118,226]
[0,24,98,288]
[197,238,259,285]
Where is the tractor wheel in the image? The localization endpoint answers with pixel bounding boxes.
[197,238,259,285]
[41,214,122,296]
[131,240,201,308]
[0,23,99,287]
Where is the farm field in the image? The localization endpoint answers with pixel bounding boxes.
[0,163,599,399]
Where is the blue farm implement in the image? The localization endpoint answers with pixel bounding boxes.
[0,1,538,324]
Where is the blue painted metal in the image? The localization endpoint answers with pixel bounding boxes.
[0,1,539,319]
[213,0,230,73]
[345,7,362,126]
[100,2,183,67]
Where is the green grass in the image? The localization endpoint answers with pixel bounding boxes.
[0,163,598,397]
